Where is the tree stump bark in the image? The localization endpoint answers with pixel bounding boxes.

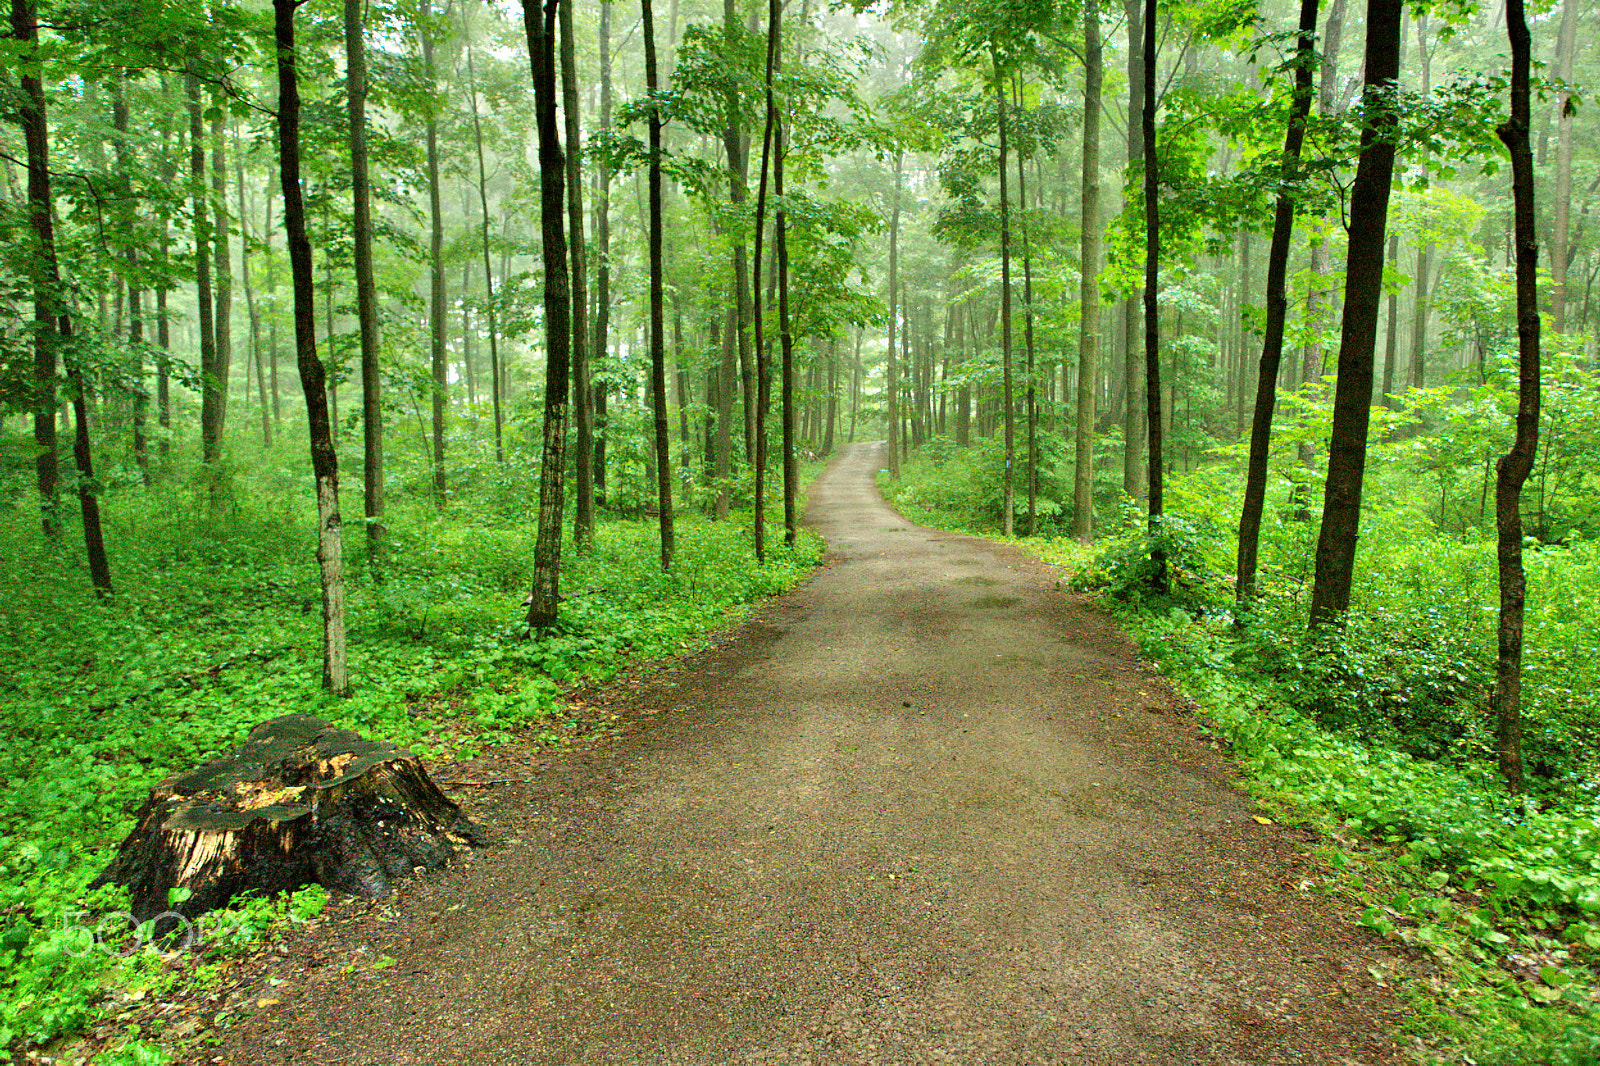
[94,715,486,924]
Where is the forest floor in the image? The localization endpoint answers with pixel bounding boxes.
[186,441,1419,1066]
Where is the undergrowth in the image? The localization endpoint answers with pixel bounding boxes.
[0,483,822,1064]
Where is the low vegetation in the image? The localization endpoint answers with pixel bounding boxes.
[0,468,822,1064]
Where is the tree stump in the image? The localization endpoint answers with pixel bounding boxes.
[94,715,487,924]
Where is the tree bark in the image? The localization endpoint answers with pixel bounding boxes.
[188,69,220,469]
[422,0,448,509]
[886,154,902,480]
[593,0,614,508]
[1073,3,1103,542]
[1142,0,1165,555]
[643,0,675,570]
[211,109,234,451]
[1122,0,1146,502]
[1493,0,1540,791]
[346,0,384,567]
[723,0,756,470]
[993,48,1015,538]
[1308,0,1403,627]
[560,0,593,549]
[275,0,348,695]
[751,0,779,562]
[1550,0,1577,334]
[1236,0,1320,608]
[523,0,572,630]
[778,129,797,547]
[462,12,506,468]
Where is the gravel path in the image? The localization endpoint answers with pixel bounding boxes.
[208,441,1409,1066]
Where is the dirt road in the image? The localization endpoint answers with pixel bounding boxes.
[212,441,1407,1065]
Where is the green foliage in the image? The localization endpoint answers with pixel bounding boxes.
[0,479,821,1063]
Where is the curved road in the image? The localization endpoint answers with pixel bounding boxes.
[217,441,1404,1066]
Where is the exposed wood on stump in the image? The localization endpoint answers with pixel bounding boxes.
[94,715,486,924]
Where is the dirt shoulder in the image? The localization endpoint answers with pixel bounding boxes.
[193,441,1414,1066]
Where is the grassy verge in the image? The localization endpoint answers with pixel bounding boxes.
[0,487,822,1065]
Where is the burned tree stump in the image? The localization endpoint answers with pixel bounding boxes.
[95,714,487,923]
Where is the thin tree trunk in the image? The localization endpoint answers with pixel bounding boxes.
[1074,6,1102,541]
[1142,0,1165,560]
[1381,232,1400,405]
[462,10,506,466]
[235,122,270,451]
[346,0,384,566]
[643,0,675,569]
[112,78,149,482]
[422,0,448,508]
[751,0,779,562]
[993,48,1015,537]
[1122,0,1146,501]
[1492,0,1540,791]
[1550,0,1577,334]
[274,0,348,696]
[188,69,220,468]
[523,0,572,629]
[1236,0,1320,608]
[723,0,756,469]
[778,127,797,547]
[211,108,233,449]
[714,301,735,518]
[886,153,902,479]
[593,0,614,508]
[560,0,592,547]
[1308,0,1403,627]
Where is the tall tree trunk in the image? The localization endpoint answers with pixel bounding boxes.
[188,69,221,468]
[993,48,1015,537]
[723,0,756,469]
[463,10,506,466]
[751,0,780,562]
[1407,12,1433,392]
[155,84,176,472]
[422,0,448,508]
[112,78,149,482]
[1142,0,1165,563]
[1236,0,1320,608]
[1492,0,1540,791]
[593,0,614,508]
[1121,0,1146,502]
[1015,82,1039,536]
[777,128,797,547]
[1073,4,1103,541]
[274,0,348,696]
[14,0,109,579]
[523,0,572,629]
[643,0,675,569]
[1308,0,1403,627]
[1549,0,1577,334]
[235,123,270,451]
[886,154,902,479]
[559,0,593,547]
[346,0,384,566]
[211,109,233,448]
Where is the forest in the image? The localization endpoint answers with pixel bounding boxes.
[1,0,1597,1058]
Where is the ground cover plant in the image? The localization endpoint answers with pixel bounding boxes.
[882,437,1600,1064]
[0,474,822,1065]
